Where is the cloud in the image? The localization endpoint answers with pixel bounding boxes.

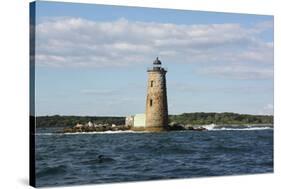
[36,17,273,79]
[169,81,273,93]
[253,20,274,32]
[80,89,118,95]
[199,63,273,79]
[258,103,274,115]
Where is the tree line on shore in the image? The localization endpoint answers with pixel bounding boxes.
[35,112,273,128]
[35,115,124,128]
[169,112,273,125]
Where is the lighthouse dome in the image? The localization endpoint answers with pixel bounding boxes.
[153,57,162,65]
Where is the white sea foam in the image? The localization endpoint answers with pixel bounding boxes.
[35,133,63,136]
[201,123,216,130]
[200,124,273,131]
[36,125,273,135]
[64,130,149,135]
[36,130,149,135]
[35,133,60,136]
[213,127,273,131]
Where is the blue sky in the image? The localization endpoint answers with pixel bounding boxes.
[34,1,274,116]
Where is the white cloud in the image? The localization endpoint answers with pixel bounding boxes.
[80,89,117,95]
[169,81,273,93]
[258,103,274,115]
[199,63,273,79]
[36,17,273,79]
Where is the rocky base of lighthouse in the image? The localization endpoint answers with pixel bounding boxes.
[131,124,186,132]
[61,123,202,133]
[145,126,169,132]
[130,126,167,132]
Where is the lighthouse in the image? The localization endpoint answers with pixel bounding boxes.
[145,57,168,131]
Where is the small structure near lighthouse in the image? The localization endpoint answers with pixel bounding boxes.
[145,57,168,131]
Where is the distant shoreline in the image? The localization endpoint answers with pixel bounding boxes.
[35,112,273,128]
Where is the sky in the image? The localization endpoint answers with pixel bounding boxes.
[33,1,274,116]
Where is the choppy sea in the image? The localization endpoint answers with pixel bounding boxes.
[35,124,273,187]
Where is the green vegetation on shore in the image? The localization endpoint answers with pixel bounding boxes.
[35,112,273,128]
[35,115,124,128]
[169,112,273,125]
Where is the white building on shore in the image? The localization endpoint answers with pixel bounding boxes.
[125,113,146,128]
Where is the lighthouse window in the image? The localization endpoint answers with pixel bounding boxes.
[150,99,153,106]
[150,80,153,87]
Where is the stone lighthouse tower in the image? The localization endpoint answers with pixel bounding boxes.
[145,57,168,131]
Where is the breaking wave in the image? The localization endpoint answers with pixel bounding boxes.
[201,124,273,131]
[35,130,149,136]
[64,130,149,135]
[201,123,216,130]
[35,124,273,136]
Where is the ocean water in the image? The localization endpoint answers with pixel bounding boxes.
[35,125,273,187]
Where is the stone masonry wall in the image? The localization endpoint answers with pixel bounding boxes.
[145,69,168,129]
